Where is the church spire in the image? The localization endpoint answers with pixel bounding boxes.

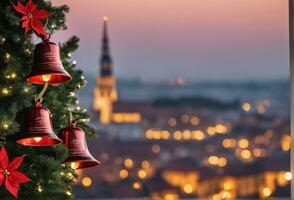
[100,16,112,77]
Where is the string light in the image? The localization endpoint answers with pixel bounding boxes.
[5,71,16,79]
[2,122,10,129]
[37,185,43,193]
[66,191,72,196]
[67,53,72,57]
[72,60,77,65]
[5,53,10,60]
[1,87,10,95]
[0,36,5,44]
[23,86,30,93]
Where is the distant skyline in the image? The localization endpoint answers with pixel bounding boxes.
[51,0,289,81]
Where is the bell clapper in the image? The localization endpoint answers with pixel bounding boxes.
[41,74,51,82]
[33,137,42,143]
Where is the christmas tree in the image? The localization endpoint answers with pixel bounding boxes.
[0,0,96,199]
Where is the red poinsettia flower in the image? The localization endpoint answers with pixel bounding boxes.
[12,0,51,38]
[0,146,31,198]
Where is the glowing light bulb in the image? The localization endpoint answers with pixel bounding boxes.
[71,162,79,169]
[34,137,42,142]
[41,74,51,82]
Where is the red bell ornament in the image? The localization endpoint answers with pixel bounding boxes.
[59,123,100,169]
[26,39,71,85]
[16,100,62,146]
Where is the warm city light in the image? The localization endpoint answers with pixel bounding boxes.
[181,114,190,123]
[183,130,192,140]
[190,116,200,126]
[82,177,92,187]
[132,182,142,190]
[223,181,233,190]
[168,118,177,127]
[207,126,216,135]
[124,158,134,169]
[151,144,160,153]
[173,131,182,140]
[218,157,227,167]
[262,187,272,197]
[240,149,252,160]
[281,134,291,152]
[222,138,236,148]
[208,156,218,165]
[215,124,228,134]
[141,160,151,169]
[41,74,51,82]
[238,139,249,149]
[164,193,178,200]
[285,171,292,181]
[242,102,251,112]
[183,184,193,194]
[192,130,205,140]
[119,169,128,179]
[138,169,147,179]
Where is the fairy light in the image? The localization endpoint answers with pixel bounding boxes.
[25,48,31,54]
[5,53,10,60]
[76,106,81,111]
[5,72,16,79]
[67,172,74,179]
[71,162,79,170]
[0,36,5,44]
[67,53,72,57]
[81,75,85,80]
[66,191,72,196]
[2,122,9,129]
[37,185,43,192]
[23,87,29,93]
[75,100,80,105]
[72,60,77,65]
[1,87,10,95]
[69,92,75,97]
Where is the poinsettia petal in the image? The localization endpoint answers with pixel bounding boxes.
[21,15,29,21]
[5,178,19,198]
[0,174,5,186]
[22,20,31,33]
[33,9,51,19]
[0,147,9,169]
[10,171,31,184]
[25,0,36,13]
[12,2,28,15]
[31,18,48,38]
[8,156,24,172]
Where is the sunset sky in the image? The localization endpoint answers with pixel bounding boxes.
[51,0,289,81]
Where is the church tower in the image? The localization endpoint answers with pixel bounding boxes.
[93,17,117,124]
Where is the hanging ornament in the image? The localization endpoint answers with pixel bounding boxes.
[12,0,51,39]
[0,146,31,198]
[26,39,72,85]
[59,121,100,169]
[16,98,62,146]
